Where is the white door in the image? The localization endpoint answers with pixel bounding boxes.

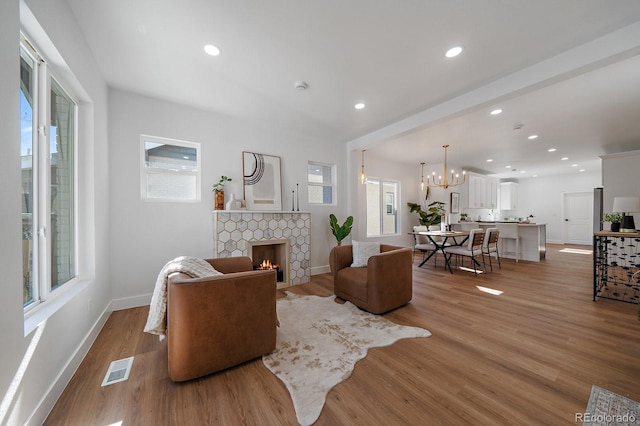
[563,192,593,245]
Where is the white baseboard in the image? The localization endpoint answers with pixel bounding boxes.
[111,293,152,311]
[311,265,330,275]
[26,303,111,426]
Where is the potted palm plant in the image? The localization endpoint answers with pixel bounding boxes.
[329,214,353,245]
[407,201,445,227]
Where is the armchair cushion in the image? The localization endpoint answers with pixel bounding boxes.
[351,240,380,267]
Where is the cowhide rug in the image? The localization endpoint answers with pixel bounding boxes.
[262,292,431,425]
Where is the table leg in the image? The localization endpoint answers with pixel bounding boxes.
[418,249,437,267]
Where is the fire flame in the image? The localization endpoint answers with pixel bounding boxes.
[257,259,279,270]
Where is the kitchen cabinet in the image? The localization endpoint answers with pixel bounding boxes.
[467,173,498,209]
[499,182,518,210]
[487,179,498,208]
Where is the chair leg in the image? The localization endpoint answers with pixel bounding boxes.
[468,250,477,277]
[496,247,502,269]
[486,250,493,271]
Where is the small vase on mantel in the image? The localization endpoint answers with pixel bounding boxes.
[214,190,225,210]
[225,193,236,211]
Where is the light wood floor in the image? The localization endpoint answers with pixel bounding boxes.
[45,245,640,425]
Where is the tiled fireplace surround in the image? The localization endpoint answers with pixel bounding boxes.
[212,211,311,286]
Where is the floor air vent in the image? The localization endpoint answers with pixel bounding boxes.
[101,356,134,387]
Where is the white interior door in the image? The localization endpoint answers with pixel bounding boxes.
[563,192,593,245]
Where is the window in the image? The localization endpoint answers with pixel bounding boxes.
[140,135,201,202]
[21,39,77,310]
[307,162,336,205]
[365,178,399,236]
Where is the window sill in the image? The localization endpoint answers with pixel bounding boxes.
[24,279,91,336]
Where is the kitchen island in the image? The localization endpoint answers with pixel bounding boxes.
[451,222,546,262]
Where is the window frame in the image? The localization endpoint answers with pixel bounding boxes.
[21,36,80,315]
[140,134,202,203]
[307,161,336,206]
[365,176,400,237]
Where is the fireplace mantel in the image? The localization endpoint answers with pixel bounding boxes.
[212,211,311,286]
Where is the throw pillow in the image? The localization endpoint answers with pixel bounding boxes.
[351,241,380,267]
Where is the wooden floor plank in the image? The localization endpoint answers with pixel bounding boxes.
[45,245,640,425]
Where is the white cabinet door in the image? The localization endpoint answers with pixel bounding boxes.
[499,182,518,210]
[487,179,498,209]
[469,175,487,208]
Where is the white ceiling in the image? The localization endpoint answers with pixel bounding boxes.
[66,0,640,179]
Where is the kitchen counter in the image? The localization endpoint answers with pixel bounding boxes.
[474,220,535,224]
[451,222,546,262]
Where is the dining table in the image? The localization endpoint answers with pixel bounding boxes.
[411,230,470,273]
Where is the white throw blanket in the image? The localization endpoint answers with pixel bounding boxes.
[143,256,221,340]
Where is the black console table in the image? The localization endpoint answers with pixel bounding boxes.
[593,231,640,303]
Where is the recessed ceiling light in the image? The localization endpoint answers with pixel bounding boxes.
[571,164,578,167]
[505,165,511,169]
[490,109,502,115]
[579,169,586,172]
[548,148,557,152]
[561,157,569,161]
[487,159,493,162]
[354,103,365,110]
[204,44,221,56]
[533,174,538,177]
[520,171,526,174]
[528,135,538,140]
[445,46,463,58]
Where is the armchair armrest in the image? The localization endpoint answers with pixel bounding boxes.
[329,245,354,280]
[366,247,413,314]
[206,256,253,274]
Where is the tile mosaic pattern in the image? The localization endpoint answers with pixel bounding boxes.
[213,212,311,285]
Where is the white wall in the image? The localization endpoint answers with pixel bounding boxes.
[108,89,347,304]
[1,0,111,424]
[0,0,26,423]
[602,150,640,227]
[515,171,602,243]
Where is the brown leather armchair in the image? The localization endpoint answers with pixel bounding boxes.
[329,244,413,314]
[166,256,277,382]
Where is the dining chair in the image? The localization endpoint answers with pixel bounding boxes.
[444,228,486,276]
[412,225,437,265]
[482,227,501,271]
[495,223,520,262]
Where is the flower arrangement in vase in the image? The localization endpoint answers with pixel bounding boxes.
[212,175,232,210]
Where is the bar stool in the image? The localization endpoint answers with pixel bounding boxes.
[495,223,520,262]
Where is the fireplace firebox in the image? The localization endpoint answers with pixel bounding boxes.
[248,239,289,286]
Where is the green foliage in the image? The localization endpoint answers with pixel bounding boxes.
[212,175,232,191]
[407,201,445,226]
[603,212,622,223]
[329,214,354,244]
